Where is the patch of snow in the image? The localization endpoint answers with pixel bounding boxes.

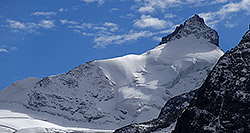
[152,121,177,133]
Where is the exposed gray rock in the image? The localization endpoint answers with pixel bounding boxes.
[160,14,219,46]
[173,29,250,133]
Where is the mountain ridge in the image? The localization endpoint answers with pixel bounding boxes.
[0,15,224,132]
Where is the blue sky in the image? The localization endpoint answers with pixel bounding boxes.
[0,0,250,90]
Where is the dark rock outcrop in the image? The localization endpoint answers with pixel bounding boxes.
[173,29,250,133]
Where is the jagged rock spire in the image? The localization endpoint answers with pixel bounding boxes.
[160,14,219,46]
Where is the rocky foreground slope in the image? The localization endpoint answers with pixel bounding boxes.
[173,28,250,133]
[0,15,223,131]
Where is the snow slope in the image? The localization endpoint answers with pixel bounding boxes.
[0,104,112,133]
[0,15,223,132]
[114,90,196,133]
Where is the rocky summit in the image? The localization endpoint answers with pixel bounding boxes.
[160,14,219,46]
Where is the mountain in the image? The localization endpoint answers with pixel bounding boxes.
[0,15,223,132]
[173,29,250,132]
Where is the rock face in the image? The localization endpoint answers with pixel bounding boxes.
[27,61,116,122]
[160,14,219,46]
[0,15,223,130]
[114,90,196,133]
[173,29,250,132]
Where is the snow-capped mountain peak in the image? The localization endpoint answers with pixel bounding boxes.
[0,15,224,132]
[161,14,219,46]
